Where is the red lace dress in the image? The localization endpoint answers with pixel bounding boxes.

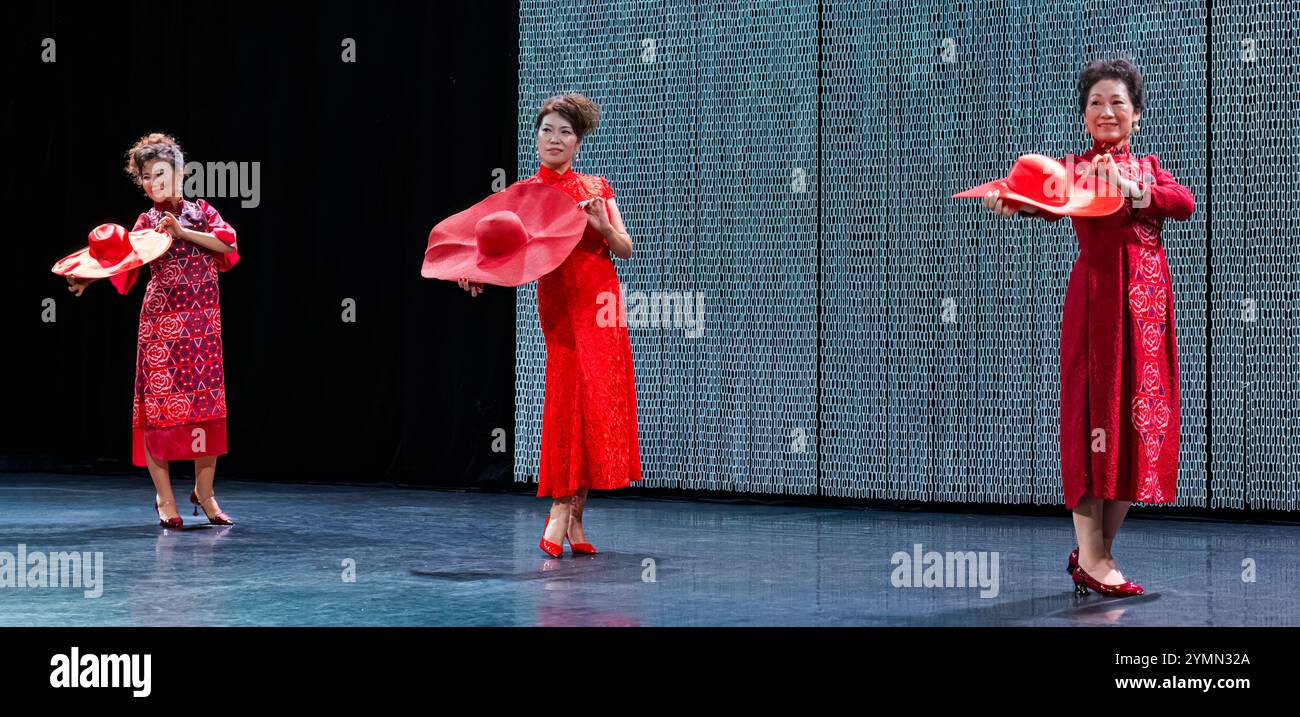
[514,164,643,498]
[1047,140,1195,508]
[110,198,239,467]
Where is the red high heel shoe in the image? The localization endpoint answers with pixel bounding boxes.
[1071,564,1145,597]
[154,497,183,529]
[542,515,598,555]
[1066,547,1079,575]
[190,490,235,526]
[566,523,597,555]
[539,516,563,558]
[568,540,598,555]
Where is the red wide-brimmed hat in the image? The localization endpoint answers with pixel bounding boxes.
[953,153,1124,217]
[51,223,173,279]
[421,183,589,287]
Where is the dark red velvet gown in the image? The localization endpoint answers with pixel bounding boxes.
[110,198,239,467]
[1044,140,1195,508]
[514,164,643,498]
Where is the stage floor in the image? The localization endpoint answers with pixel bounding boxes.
[0,473,1295,627]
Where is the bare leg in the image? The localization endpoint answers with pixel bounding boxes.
[1072,494,1124,585]
[544,496,572,546]
[143,439,179,521]
[567,488,590,544]
[1100,499,1132,580]
[192,457,222,518]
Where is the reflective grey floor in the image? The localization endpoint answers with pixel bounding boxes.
[0,473,1296,626]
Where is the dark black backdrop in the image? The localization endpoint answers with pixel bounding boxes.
[2,1,522,486]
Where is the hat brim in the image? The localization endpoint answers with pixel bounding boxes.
[423,234,581,286]
[421,183,589,287]
[52,227,173,278]
[953,179,1124,218]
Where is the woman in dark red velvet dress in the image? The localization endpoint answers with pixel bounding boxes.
[458,93,643,557]
[984,60,1195,596]
[66,133,240,528]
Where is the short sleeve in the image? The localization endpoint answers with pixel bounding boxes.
[198,199,240,272]
[109,213,155,294]
[600,176,615,200]
[109,268,138,295]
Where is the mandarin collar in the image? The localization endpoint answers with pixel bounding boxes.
[537,163,574,182]
[1089,138,1132,156]
[151,196,186,212]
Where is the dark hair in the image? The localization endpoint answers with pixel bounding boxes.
[125,132,184,183]
[533,93,601,141]
[1077,59,1145,115]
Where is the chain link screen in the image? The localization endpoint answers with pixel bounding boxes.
[515,1,1296,511]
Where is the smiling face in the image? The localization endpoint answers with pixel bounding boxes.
[536,112,580,170]
[139,157,183,204]
[1084,78,1141,146]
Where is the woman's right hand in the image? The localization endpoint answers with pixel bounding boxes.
[983,190,1037,218]
[457,278,484,298]
[66,276,93,297]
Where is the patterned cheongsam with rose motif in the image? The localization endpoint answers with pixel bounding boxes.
[1049,140,1194,508]
[111,198,239,467]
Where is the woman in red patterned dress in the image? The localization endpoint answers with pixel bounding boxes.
[458,93,643,557]
[66,133,240,527]
[984,60,1195,596]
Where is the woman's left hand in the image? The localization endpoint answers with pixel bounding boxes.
[156,212,185,239]
[580,197,612,236]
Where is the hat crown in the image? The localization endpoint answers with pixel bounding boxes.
[1006,154,1070,206]
[87,224,131,265]
[475,210,529,257]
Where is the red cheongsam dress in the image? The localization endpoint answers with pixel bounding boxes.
[110,198,239,467]
[1048,140,1195,508]
[514,163,644,498]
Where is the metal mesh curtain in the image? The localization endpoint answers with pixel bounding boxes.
[1210,0,1300,509]
[515,0,1298,511]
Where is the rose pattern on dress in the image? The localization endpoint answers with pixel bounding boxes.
[130,199,234,435]
[1113,150,1175,504]
[1061,139,1189,509]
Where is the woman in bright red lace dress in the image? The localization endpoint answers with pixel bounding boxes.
[984,60,1195,596]
[66,133,239,527]
[458,93,642,557]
